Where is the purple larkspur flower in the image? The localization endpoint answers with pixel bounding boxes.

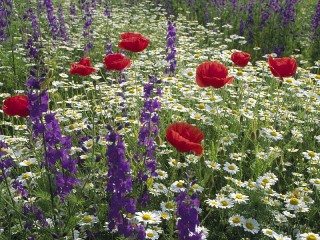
[176,191,202,240]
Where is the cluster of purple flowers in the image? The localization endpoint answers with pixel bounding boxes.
[83,1,94,54]
[176,191,202,240]
[105,125,145,239]
[311,0,320,34]
[70,2,77,16]
[44,0,59,40]
[25,7,40,43]
[280,0,301,27]
[137,76,162,176]
[57,4,69,41]
[165,20,177,76]
[0,0,12,42]
[0,140,15,183]
[23,204,49,229]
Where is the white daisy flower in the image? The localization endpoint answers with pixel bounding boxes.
[135,211,161,225]
[242,218,260,234]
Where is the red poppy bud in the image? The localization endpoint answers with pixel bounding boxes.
[2,95,29,117]
[268,56,297,80]
[69,57,96,76]
[118,32,150,52]
[196,62,234,88]
[231,51,251,67]
[104,53,131,71]
[166,122,204,156]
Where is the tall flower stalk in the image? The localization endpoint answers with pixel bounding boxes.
[165,20,177,76]
[105,125,145,239]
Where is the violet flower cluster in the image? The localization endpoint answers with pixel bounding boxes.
[137,76,162,177]
[0,140,15,183]
[57,4,69,41]
[311,0,320,35]
[44,0,59,40]
[105,125,145,239]
[176,191,203,240]
[165,20,177,76]
[70,2,77,16]
[0,0,12,42]
[280,0,301,27]
[83,0,94,54]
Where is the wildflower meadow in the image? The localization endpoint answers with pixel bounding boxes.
[1,0,320,239]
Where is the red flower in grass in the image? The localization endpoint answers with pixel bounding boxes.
[118,32,150,52]
[69,57,96,76]
[2,95,29,117]
[268,56,297,80]
[196,62,234,88]
[104,53,131,71]
[231,51,251,67]
[166,122,204,156]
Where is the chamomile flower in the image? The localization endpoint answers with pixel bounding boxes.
[135,211,161,225]
[310,178,320,188]
[79,214,98,227]
[145,228,160,239]
[150,183,168,195]
[182,68,196,79]
[216,197,234,209]
[229,192,249,204]
[223,162,239,175]
[228,215,244,227]
[302,150,319,162]
[205,160,221,170]
[170,180,186,192]
[19,158,37,167]
[191,183,204,193]
[261,127,283,141]
[160,201,176,212]
[242,218,260,234]
[154,169,168,180]
[262,228,276,238]
[299,232,320,240]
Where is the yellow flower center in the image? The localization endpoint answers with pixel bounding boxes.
[210,163,216,167]
[232,217,240,223]
[314,179,320,184]
[220,200,229,206]
[23,173,31,179]
[228,165,235,170]
[306,234,317,240]
[165,202,173,209]
[177,182,184,188]
[142,214,151,220]
[308,151,316,157]
[187,71,194,76]
[198,103,205,109]
[236,70,243,76]
[147,232,154,237]
[290,198,299,205]
[83,216,93,223]
[235,194,243,199]
[158,185,164,190]
[270,131,278,136]
[246,223,254,230]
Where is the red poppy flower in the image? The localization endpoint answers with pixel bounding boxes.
[118,32,150,52]
[69,57,96,76]
[268,56,297,80]
[196,62,234,88]
[231,51,251,67]
[104,53,131,71]
[2,95,29,117]
[166,122,204,156]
